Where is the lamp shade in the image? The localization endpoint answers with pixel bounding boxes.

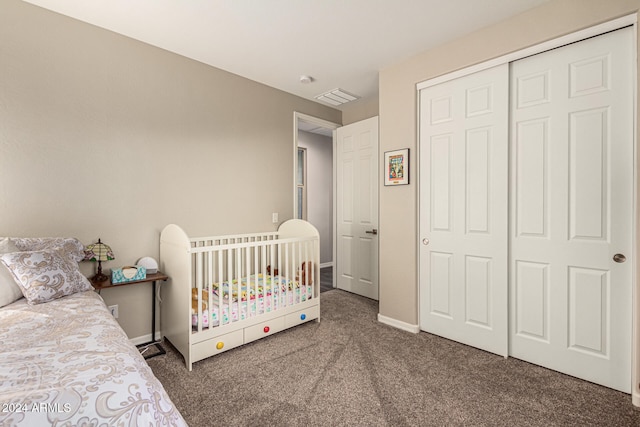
[84,239,115,262]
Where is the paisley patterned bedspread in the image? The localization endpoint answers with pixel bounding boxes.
[0,291,186,426]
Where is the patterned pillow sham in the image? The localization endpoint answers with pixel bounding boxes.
[0,238,24,308]
[11,237,85,262]
[0,247,93,305]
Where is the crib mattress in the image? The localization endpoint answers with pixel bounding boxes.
[192,274,313,329]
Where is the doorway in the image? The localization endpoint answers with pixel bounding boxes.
[294,112,339,291]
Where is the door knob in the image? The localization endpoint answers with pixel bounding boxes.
[366,229,378,235]
[422,238,430,245]
[613,253,626,263]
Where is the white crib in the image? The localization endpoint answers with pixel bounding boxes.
[160,219,320,370]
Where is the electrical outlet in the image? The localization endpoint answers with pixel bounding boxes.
[272,212,278,223]
[108,305,119,318]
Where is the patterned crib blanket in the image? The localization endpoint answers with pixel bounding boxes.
[192,274,313,329]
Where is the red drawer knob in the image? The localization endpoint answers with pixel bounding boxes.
[263,326,270,333]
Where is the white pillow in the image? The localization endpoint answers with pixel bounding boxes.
[0,238,24,308]
[1,247,93,305]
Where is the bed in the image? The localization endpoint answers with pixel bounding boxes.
[160,219,320,370]
[0,237,186,426]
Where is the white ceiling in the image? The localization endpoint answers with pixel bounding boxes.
[298,120,335,137]
[23,0,549,110]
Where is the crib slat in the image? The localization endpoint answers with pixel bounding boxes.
[236,247,241,323]
[285,242,290,307]
[278,242,283,308]
[246,245,251,317]
[270,241,276,312]
[297,240,302,304]
[207,251,213,330]
[216,249,222,327]
[292,242,294,302]
[196,252,203,333]
[244,245,248,311]
[227,248,233,326]
[253,244,258,317]
[304,241,309,301]
[312,241,317,297]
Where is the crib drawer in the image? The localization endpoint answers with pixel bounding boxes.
[192,330,244,362]
[244,317,285,342]
[285,304,319,328]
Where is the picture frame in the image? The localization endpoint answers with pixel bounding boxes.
[384,148,409,186]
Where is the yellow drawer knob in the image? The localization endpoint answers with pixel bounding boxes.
[216,342,224,350]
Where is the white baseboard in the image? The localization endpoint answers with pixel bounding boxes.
[320,262,333,269]
[130,332,161,346]
[633,391,640,407]
[377,314,420,334]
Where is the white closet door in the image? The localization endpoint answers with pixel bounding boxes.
[509,27,634,392]
[419,64,509,356]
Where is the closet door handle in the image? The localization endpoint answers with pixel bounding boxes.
[366,229,378,235]
[613,253,626,263]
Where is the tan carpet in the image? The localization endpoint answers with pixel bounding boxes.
[148,290,640,426]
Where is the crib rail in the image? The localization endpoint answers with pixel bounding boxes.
[189,231,279,249]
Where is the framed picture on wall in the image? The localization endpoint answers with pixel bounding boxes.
[384,148,409,186]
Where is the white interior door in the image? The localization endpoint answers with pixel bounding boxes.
[336,116,379,300]
[509,27,634,393]
[419,65,509,356]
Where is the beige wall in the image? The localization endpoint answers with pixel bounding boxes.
[341,97,379,125]
[0,0,340,340]
[378,0,639,327]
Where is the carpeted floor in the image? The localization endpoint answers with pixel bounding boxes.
[148,290,640,426]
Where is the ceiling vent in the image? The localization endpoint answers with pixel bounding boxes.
[315,88,360,106]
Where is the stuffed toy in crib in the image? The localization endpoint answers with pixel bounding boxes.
[266,265,279,276]
[192,288,208,314]
[267,262,314,286]
[297,261,314,286]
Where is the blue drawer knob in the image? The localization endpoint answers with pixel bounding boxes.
[300,314,306,320]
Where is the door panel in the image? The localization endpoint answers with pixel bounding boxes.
[568,266,608,356]
[336,117,379,300]
[419,64,509,356]
[569,108,607,240]
[514,260,549,342]
[465,255,492,327]
[430,135,453,231]
[509,27,633,392]
[515,118,548,237]
[430,251,453,317]
[465,128,491,234]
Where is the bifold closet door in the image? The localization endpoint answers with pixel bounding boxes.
[419,64,509,357]
[509,27,634,393]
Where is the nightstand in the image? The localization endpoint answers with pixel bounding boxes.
[91,272,169,359]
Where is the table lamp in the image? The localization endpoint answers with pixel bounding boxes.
[84,238,115,282]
